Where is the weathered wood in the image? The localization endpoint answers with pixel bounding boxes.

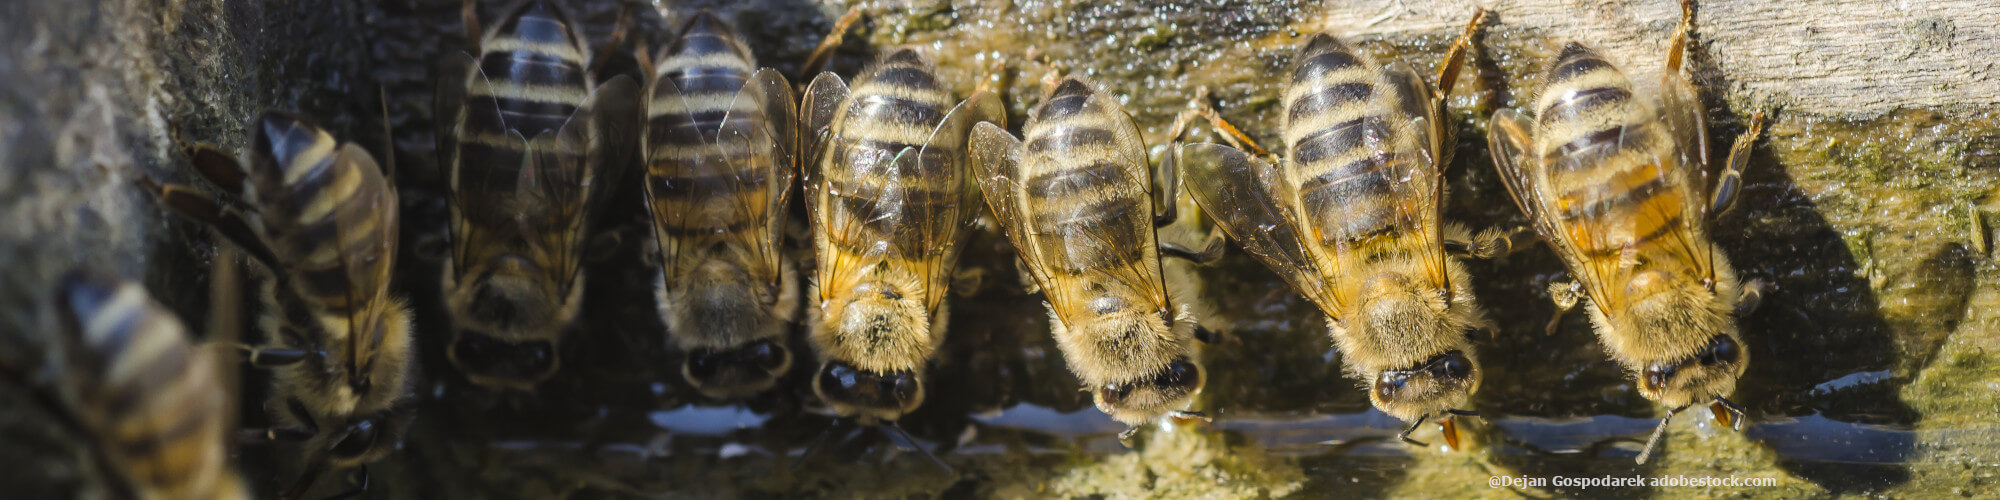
[1305,0,2000,118]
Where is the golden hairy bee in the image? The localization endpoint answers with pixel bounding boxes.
[1180,11,1509,449]
[146,112,414,498]
[970,77,1222,445]
[435,0,640,390]
[1487,0,1767,464]
[642,10,801,400]
[0,271,247,500]
[798,48,1003,433]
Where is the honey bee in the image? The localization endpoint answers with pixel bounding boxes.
[1486,0,1766,464]
[146,112,414,498]
[0,270,247,500]
[798,49,1003,428]
[969,77,1217,445]
[435,0,640,390]
[1179,11,1506,449]
[643,11,800,400]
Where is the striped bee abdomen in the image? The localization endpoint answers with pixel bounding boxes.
[53,271,235,499]
[1020,80,1151,275]
[474,0,589,139]
[647,12,771,240]
[243,113,397,321]
[1532,43,1691,257]
[822,50,965,257]
[1279,35,1426,250]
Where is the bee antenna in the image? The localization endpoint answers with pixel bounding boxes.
[1397,413,1431,447]
[791,419,844,473]
[1635,404,1689,465]
[280,449,330,500]
[884,420,955,475]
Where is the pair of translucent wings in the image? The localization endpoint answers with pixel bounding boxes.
[1487,68,1717,310]
[1179,61,1451,318]
[434,52,641,298]
[966,88,1171,329]
[642,68,797,291]
[799,72,1004,314]
[183,118,399,390]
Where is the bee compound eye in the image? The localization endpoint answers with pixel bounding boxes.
[1645,362,1680,392]
[1699,335,1740,366]
[890,372,920,404]
[1100,382,1133,407]
[1438,351,1473,381]
[1154,358,1200,390]
[747,341,787,372]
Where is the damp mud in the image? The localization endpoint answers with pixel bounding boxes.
[3,0,1998,498]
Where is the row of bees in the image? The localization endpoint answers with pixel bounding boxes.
[10,0,1772,497]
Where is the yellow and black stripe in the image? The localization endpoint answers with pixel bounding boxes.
[821,50,968,271]
[1280,35,1427,257]
[1532,43,1689,258]
[646,11,771,242]
[1019,79,1153,276]
[244,113,398,330]
[50,271,243,500]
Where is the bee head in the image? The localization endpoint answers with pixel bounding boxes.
[1639,334,1747,409]
[683,339,792,400]
[1369,350,1479,422]
[1094,357,1204,425]
[813,361,923,424]
[446,329,560,391]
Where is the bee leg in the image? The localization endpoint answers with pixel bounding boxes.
[317,465,370,500]
[586,1,637,77]
[1445,225,1532,260]
[141,178,285,273]
[951,267,986,297]
[1709,112,1766,222]
[799,6,863,79]
[235,344,316,368]
[1012,257,1040,295]
[1431,7,1489,99]
[584,227,624,263]
[1397,414,1431,447]
[1666,0,1696,74]
[1545,279,1582,336]
[1734,278,1771,317]
[1193,324,1227,344]
[1159,238,1225,265]
[459,0,480,54]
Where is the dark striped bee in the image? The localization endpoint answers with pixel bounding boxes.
[643,11,800,400]
[0,271,246,500]
[1488,0,1766,464]
[799,49,1003,427]
[435,0,640,391]
[147,112,414,498]
[969,77,1215,445]
[1180,11,1504,449]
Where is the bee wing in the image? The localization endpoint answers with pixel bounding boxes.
[1381,61,1454,292]
[1657,68,1720,281]
[801,72,850,187]
[443,53,532,281]
[968,122,1047,287]
[645,68,797,289]
[910,89,1004,313]
[800,73,853,304]
[1180,142,1344,315]
[1488,109,1599,298]
[515,74,639,298]
[326,143,397,381]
